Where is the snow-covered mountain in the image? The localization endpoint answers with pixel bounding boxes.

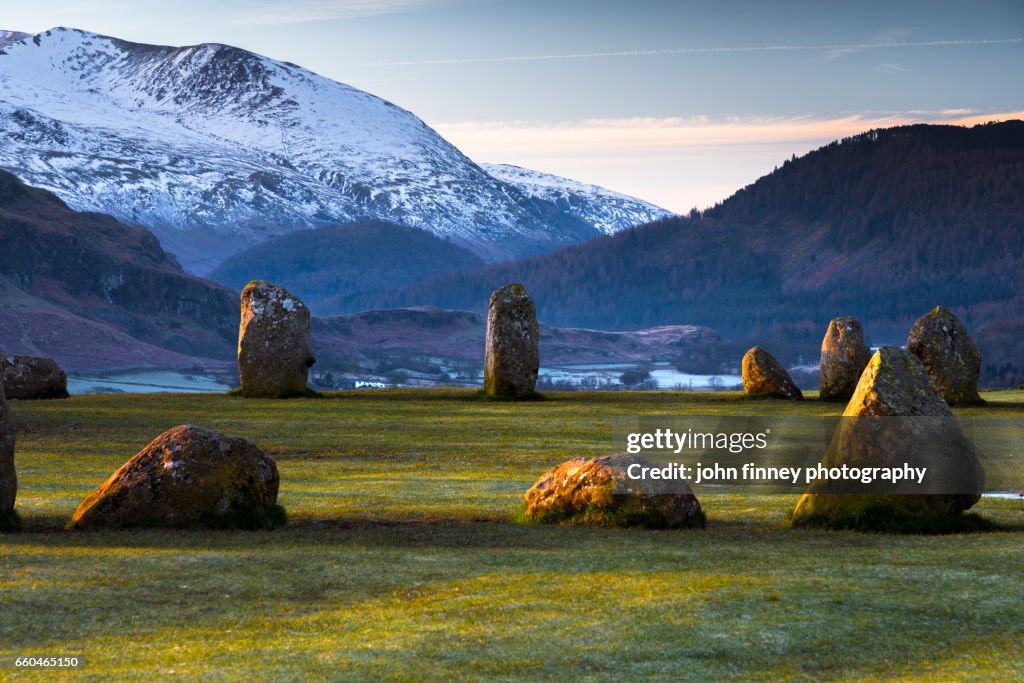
[0,27,671,275]
[482,164,672,235]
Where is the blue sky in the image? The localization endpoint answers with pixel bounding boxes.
[5,0,1023,211]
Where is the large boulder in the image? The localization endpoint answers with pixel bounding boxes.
[906,306,983,405]
[0,365,16,523]
[237,281,315,398]
[818,317,871,402]
[484,283,540,398]
[524,453,704,528]
[791,347,984,524]
[71,425,282,529]
[742,346,803,400]
[2,354,68,399]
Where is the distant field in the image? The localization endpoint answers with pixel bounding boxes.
[2,390,1023,680]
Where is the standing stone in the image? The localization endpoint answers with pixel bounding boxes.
[819,317,872,402]
[237,281,315,398]
[3,354,69,399]
[0,360,15,519]
[484,283,539,398]
[71,425,282,529]
[791,347,984,524]
[906,306,983,405]
[742,346,803,400]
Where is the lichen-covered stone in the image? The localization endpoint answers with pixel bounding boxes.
[2,354,68,400]
[791,347,984,524]
[484,283,539,397]
[0,362,16,516]
[818,317,871,402]
[524,454,703,528]
[238,281,315,398]
[71,425,281,529]
[906,306,983,405]
[742,346,803,400]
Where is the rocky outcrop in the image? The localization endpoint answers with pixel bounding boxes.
[2,354,68,399]
[819,317,871,402]
[906,306,983,405]
[71,425,282,529]
[237,281,315,398]
[525,454,703,528]
[791,347,985,524]
[742,346,803,400]
[0,361,15,522]
[483,284,539,397]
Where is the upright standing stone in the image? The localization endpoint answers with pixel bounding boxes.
[742,346,803,400]
[237,281,315,398]
[791,347,984,524]
[484,283,540,398]
[906,306,983,405]
[819,317,872,402]
[0,352,16,519]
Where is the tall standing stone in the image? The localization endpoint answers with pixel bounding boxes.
[906,306,983,405]
[791,347,984,524]
[819,317,872,402]
[484,283,539,398]
[237,281,315,398]
[0,351,16,520]
[741,346,803,400]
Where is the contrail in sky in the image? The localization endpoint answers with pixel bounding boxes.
[364,38,1023,66]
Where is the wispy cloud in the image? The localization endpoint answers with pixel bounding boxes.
[230,0,459,27]
[874,63,908,73]
[434,109,1024,212]
[435,110,1024,155]
[365,38,1023,67]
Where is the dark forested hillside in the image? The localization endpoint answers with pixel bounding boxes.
[211,221,485,313]
[336,121,1024,383]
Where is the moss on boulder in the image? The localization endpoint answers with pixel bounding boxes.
[71,425,283,529]
[525,453,704,529]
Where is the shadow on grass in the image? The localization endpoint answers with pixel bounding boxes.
[787,505,1006,535]
[226,388,323,399]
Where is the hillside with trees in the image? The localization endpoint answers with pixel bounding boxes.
[335,122,1024,384]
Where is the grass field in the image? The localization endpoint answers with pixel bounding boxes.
[2,389,1023,681]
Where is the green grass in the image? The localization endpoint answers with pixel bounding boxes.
[2,388,1023,681]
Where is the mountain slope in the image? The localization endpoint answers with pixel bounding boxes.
[0,169,237,370]
[0,27,669,275]
[481,164,672,235]
[210,220,485,313]
[335,122,1024,382]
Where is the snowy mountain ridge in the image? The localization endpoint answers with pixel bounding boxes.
[0,27,671,274]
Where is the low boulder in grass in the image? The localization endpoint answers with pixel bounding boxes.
[3,354,68,400]
[742,346,803,400]
[71,425,284,529]
[906,306,983,405]
[524,453,704,528]
[791,347,985,528]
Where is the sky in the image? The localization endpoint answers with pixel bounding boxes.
[4,0,1023,212]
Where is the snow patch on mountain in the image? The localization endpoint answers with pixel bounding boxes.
[482,163,674,234]
[0,27,670,275]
